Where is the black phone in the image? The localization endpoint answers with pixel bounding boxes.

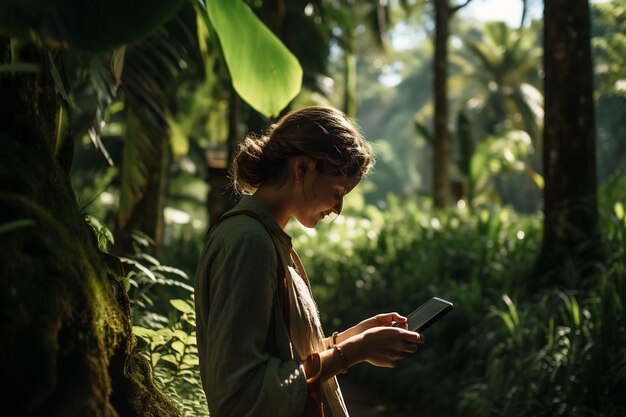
[393,297,454,332]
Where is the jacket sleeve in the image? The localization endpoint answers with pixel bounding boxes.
[195,222,307,417]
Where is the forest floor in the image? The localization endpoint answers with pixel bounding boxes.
[339,376,417,417]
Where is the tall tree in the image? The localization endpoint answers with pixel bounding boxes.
[432,0,472,208]
[325,0,392,118]
[0,47,183,417]
[537,0,601,280]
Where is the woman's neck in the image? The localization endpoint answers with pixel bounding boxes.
[253,183,295,229]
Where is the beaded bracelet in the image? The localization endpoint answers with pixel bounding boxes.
[333,345,349,374]
[330,331,339,349]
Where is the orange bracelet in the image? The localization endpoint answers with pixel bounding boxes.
[305,352,323,385]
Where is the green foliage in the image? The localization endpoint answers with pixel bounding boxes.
[288,196,541,330]
[465,268,626,417]
[120,231,194,321]
[117,105,163,231]
[450,21,543,144]
[81,211,206,414]
[286,190,625,416]
[469,129,543,207]
[134,298,208,417]
[592,0,626,99]
[123,235,207,415]
[199,0,303,117]
[85,214,115,252]
[0,219,35,235]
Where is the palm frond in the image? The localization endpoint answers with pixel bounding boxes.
[116,21,197,230]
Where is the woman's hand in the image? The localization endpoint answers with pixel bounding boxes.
[343,326,424,368]
[338,312,408,343]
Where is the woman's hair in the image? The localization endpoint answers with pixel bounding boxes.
[231,106,375,195]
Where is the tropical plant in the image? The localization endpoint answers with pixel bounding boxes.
[592,0,626,183]
[449,21,544,146]
[134,299,207,417]
[467,129,543,208]
[591,0,626,99]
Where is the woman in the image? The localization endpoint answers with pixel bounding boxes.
[194,106,423,417]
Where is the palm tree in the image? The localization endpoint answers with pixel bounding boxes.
[447,21,544,208]
[450,21,544,147]
[113,7,203,256]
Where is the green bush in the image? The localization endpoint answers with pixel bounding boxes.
[133,298,208,417]
[286,190,625,416]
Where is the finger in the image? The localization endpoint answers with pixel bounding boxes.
[378,313,403,326]
[390,312,408,323]
[402,342,419,353]
[397,329,425,344]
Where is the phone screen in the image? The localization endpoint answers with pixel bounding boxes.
[401,297,454,332]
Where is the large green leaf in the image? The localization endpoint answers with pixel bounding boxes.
[199,0,303,117]
[0,0,185,51]
[117,107,158,231]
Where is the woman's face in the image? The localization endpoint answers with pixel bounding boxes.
[293,169,360,228]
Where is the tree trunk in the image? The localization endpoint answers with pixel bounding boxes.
[433,0,451,208]
[206,84,241,227]
[537,0,601,281]
[343,48,358,119]
[0,41,180,417]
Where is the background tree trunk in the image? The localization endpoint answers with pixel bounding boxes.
[537,0,601,280]
[433,0,451,208]
[0,42,180,417]
[343,48,358,119]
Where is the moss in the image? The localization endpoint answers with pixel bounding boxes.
[112,355,181,417]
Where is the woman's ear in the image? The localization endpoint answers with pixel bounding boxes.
[292,156,313,183]
[299,160,308,174]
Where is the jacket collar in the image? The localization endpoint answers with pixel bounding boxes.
[234,195,293,248]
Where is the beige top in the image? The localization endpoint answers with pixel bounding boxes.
[195,195,340,417]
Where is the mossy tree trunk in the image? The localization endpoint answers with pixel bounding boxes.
[0,42,180,417]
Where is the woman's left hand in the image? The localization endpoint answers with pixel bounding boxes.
[338,313,408,344]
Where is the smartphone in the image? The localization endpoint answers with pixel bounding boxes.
[393,297,454,332]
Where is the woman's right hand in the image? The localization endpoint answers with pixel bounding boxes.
[345,326,424,368]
